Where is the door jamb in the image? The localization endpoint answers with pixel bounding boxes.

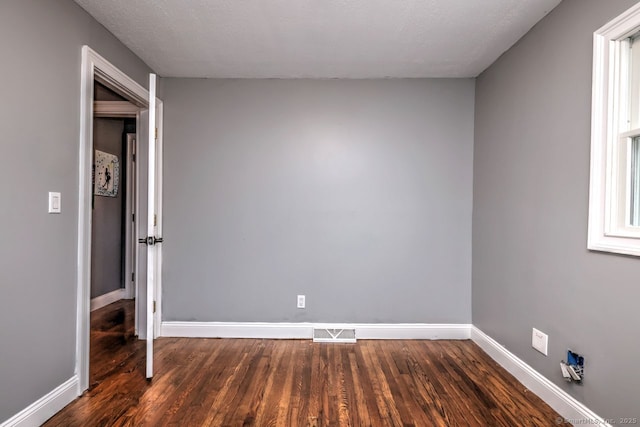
[77,46,162,394]
[125,133,137,302]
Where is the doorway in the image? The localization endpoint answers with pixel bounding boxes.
[89,82,138,387]
[90,84,137,311]
[77,46,163,393]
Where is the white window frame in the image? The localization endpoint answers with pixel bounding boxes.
[588,3,640,257]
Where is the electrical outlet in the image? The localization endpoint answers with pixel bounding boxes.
[532,328,548,356]
[297,295,306,309]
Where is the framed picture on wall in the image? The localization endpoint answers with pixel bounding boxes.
[94,150,119,197]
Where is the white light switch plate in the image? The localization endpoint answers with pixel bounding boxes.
[48,192,61,214]
[532,328,548,356]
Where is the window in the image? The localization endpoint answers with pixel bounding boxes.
[632,136,640,227]
[588,3,640,256]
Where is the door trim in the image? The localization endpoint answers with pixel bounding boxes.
[125,133,137,302]
[155,102,164,339]
[94,100,140,118]
[76,46,162,393]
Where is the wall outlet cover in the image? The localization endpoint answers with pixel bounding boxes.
[297,295,305,309]
[532,328,548,356]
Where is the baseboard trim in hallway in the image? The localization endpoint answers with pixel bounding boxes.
[90,289,127,312]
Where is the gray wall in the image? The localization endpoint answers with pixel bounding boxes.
[473,0,640,420]
[163,79,474,323]
[0,0,152,422]
[91,118,125,299]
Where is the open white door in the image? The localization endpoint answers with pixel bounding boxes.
[134,74,161,379]
[144,74,162,379]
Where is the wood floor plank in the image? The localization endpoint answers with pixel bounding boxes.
[44,301,568,426]
[401,348,450,426]
[358,342,404,427]
[347,351,372,426]
[305,341,325,427]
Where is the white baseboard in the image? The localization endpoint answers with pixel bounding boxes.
[471,327,610,427]
[0,376,79,427]
[161,321,472,340]
[353,323,471,339]
[162,322,311,339]
[90,288,126,312]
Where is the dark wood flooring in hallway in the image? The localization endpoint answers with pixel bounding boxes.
[44,300,565,426]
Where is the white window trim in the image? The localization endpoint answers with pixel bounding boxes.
[588,2,640,257]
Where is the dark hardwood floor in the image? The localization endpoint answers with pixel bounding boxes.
[45,300,566,426]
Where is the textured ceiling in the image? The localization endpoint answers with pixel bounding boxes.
[74,0,560,78]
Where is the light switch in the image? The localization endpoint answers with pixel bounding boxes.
[48,192,61,214]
